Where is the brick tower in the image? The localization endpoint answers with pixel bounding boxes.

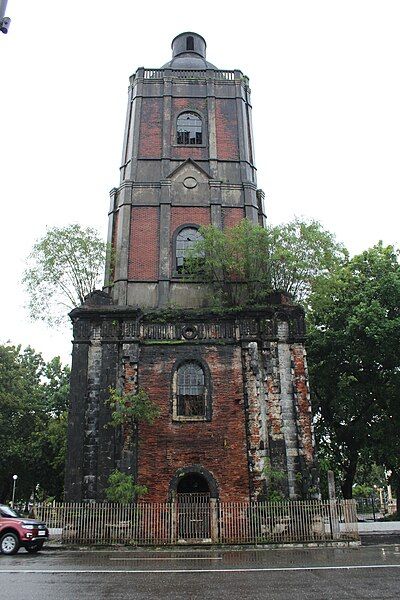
[65,33,317,503]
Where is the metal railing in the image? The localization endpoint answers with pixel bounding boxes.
[140,69,241,83]
[34,499,359,546]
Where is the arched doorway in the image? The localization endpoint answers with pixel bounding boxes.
[169,465,219,501]
[177,472,210,499]
[169,467,218,542]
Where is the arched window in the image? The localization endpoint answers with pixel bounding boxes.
[177,112,202,145]
[186,36,194,51]
[176,362,205,418]
[175,227,203,273]
[172,359,212,422]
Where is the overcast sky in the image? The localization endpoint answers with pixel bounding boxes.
[1,0,399,366]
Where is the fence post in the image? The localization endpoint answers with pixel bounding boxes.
[371,494,376,521]
[210,498,218,543]
[170,500,176,544]
[327,471,340,540]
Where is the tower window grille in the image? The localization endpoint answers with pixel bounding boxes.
[177,112,202,145]
[175,227,203,273]
[176,362,205,417]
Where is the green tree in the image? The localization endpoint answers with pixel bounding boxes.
[352,461,387,498]
[0,345,44,501]
[368,390,400,513]
[185,218,347,306]
[35,357,70,499]
[269,218,348,303]
[308,244,400,499]
[0,344,70,503]
[23,224,106,326]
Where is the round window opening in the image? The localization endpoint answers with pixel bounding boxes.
[181,325,198,340]
[183,177,198,189]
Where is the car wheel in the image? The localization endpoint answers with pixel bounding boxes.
[0,532,20,555]
[25,541,44,553]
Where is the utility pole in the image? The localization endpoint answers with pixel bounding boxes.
[0,0,11,34]
[11,474,18,508]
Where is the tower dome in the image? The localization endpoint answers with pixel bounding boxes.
[162,32,217,69]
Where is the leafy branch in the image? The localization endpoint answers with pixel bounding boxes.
[106,387,160,428]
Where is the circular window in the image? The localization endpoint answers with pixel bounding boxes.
[181,325,199,340]
[183,177,198,189]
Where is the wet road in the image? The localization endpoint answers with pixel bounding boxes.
[1,544,400,599]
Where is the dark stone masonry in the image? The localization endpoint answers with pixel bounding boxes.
[65,33,317,502]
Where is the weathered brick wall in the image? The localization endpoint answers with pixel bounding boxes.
[64,339,90,501]
[291,344,314,469]
[96,342,119,500]
[263,341,290,497]
[82,324,102,500]
[170,207,210,239]
[277,335,299,498]
[215,98,239,160]
[128,207,160,280]
[222,207,245,229]
[136,343,250,502]
[241,341,265,499]
[260,333,315,499]
[65,302,316,503]
[172,97,207,117]
[138,98,163,158]
[172,145,208,161]
[118,345,139,476]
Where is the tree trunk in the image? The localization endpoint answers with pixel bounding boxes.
[340,452,358,499]
[120,421,137,477]
[0,479,12,504]
[393,470,400,515]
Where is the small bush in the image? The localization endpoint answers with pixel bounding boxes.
[106,388,160,427]
[105,469,147,504]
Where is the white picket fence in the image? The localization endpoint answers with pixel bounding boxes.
[34,499,359,546]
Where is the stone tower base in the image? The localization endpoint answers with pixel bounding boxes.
[65,291,317,502]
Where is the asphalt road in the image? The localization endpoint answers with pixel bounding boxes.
[1,544,400,599]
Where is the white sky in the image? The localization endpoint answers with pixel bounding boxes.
[1,0,399,366]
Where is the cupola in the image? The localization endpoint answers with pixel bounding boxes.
[162,32,217,69]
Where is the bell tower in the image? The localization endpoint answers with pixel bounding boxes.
[105,32,266,309]
[65,33,316,504]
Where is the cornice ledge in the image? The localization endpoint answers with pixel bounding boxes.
[117,180,135,192]
[242,181,257,190]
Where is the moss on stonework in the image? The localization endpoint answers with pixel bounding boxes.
[143,340,187,346]
[143,339,227,346]
[71,296,303,325]
[141,302,300,324]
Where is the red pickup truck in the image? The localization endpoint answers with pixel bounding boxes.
[0,504,49,555]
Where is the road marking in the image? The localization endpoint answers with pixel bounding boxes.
[109,557,223,561]
[1,564,400,574]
